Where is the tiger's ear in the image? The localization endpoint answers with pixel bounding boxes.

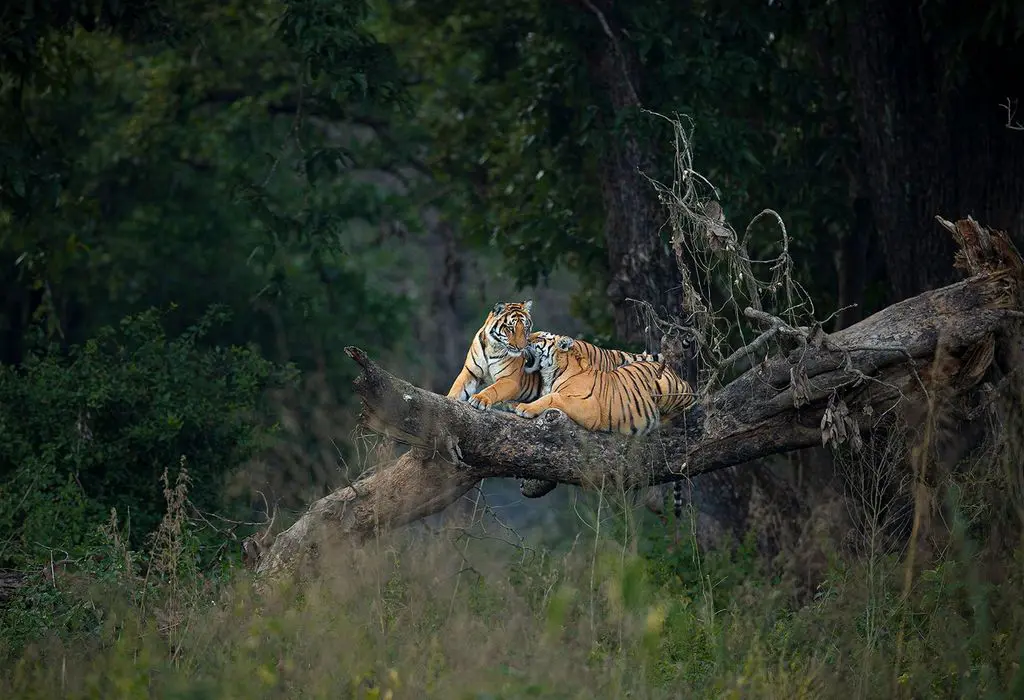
[522,299,533,313]
[556,336,574,352]
[492,302,506,315]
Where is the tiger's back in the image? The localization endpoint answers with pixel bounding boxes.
[558,360,693,435]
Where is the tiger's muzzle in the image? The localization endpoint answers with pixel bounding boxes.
[523,344,541,372]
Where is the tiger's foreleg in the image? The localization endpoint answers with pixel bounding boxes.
[448,332,490,401]
[447,366,482,402]
[514,393,567,420]
[468,376,525,411]
[513,394,557,419]
[514,393,594,430]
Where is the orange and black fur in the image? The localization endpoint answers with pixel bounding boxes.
[447,301,542,410]
[513,335,695,435]
[522,331,661,396]
[448,305,660,412]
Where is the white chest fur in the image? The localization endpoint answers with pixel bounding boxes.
[540,363,557,395]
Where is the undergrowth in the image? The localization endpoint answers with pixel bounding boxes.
[1,443,1022,700]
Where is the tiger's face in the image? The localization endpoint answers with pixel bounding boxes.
[486,300,534,356]
[531,333,588,374]
[524,331,558,374]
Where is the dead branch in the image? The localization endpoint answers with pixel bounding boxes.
[1002,98,1024,132]
[252,218,1024,578]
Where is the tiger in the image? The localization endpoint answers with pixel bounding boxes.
[522,331,662,395]
[446,300,541,411]
[448,305,662,412]
[513,334,695,435]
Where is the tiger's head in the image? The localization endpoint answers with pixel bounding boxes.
[485,300,534,356]
[532,334,591,374]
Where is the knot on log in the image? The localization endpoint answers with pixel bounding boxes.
[520,478,559,499]
[541,408,567,425]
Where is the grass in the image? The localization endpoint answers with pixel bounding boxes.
[2,449,1022,700]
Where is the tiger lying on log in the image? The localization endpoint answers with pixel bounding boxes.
[446,300,660,412]
[512,334,695,436]
[447,301,694,519]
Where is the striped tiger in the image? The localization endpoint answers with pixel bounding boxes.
[448,306,660,412]
[522,331,662,394]
[447,300,542,411]
[520,332,694,525]
[513,335,695,435]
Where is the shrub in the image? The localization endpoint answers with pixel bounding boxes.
[0,306,297,568]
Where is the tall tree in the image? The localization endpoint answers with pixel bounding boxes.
[558,0,681,345]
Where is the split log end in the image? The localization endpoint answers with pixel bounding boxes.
[345,346,369,367]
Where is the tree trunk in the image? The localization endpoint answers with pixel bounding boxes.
[833,196,874,332]
[571,0,682,346]
[420,219,465,395]
[566,0,777,546]
[846,0,1024,302]
[0,255,42,366]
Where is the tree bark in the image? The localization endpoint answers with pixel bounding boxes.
[565,0,763,541]
[568,0,682,346]
[845,0,1024,302]
[248,217,1024,578]
[833,196,875,332]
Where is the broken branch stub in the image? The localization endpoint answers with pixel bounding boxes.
[251,217,1024,579]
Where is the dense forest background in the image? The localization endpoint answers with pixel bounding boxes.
[1,0,1023,697]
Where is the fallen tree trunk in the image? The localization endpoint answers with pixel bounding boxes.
[251,217,1024,578]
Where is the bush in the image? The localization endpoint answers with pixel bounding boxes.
[0,306,297,568]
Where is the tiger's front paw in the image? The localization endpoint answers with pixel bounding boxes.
[515,404,540,419]
[468,393,493,411]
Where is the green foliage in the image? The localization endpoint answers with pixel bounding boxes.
[0,0,422,554]
[0,0,178,79]
[0,462,228,662]
[1,0,414,383]
[280,0,405,104]
[373,0,864,337]
[0,306,296,566]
